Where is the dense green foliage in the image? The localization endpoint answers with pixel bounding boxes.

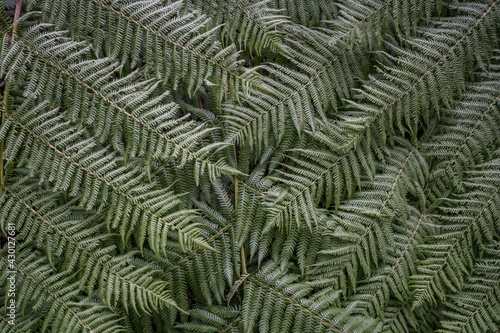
[0,0,499,332]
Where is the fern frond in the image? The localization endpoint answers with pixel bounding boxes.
[308,141,427,289]
[262,2,500,232]
[425,75,500,202]
[186,0,289,56]
[40,0,246,103]
[411,158,500,309]
[381,297,441,333]
[0,99,213,254]
[3,28,242,183]
[347,209,431,319]
[0,173,183,316]
[268,0,336,27]
[141,206,235,309]
[242,262,382,333]
[0,249,126,333]
[0,0,12,34]
[175,306,242,332]
[3,0,500,331]
[224,1,392,147]
[0,312,40,333]
[436,259,500,333]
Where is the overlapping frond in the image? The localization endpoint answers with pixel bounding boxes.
[424,73,500,201]
[0,172,182,316]
[263,2,500,232]
[40,0,246,103]
[436,259,500,333]
[185,0,289,55]
[347,209,431,319]
[308,140,428,289]
[223,0,393,148]
[2,0,500,332]
[270,0,336,27]
[0,99,211,253]
[242,262,382,333]
[411,158,500,309]
[0,249,126,333]
[137,183,239,312]
[0,1,11,34]
[2,27,242,182]
[175,306,243,332]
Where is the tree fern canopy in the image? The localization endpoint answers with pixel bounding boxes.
[0,0,499,332]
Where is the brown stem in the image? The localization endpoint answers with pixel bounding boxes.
[7,0,22,44]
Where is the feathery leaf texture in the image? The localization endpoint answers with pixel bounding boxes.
[0,0,499,332]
